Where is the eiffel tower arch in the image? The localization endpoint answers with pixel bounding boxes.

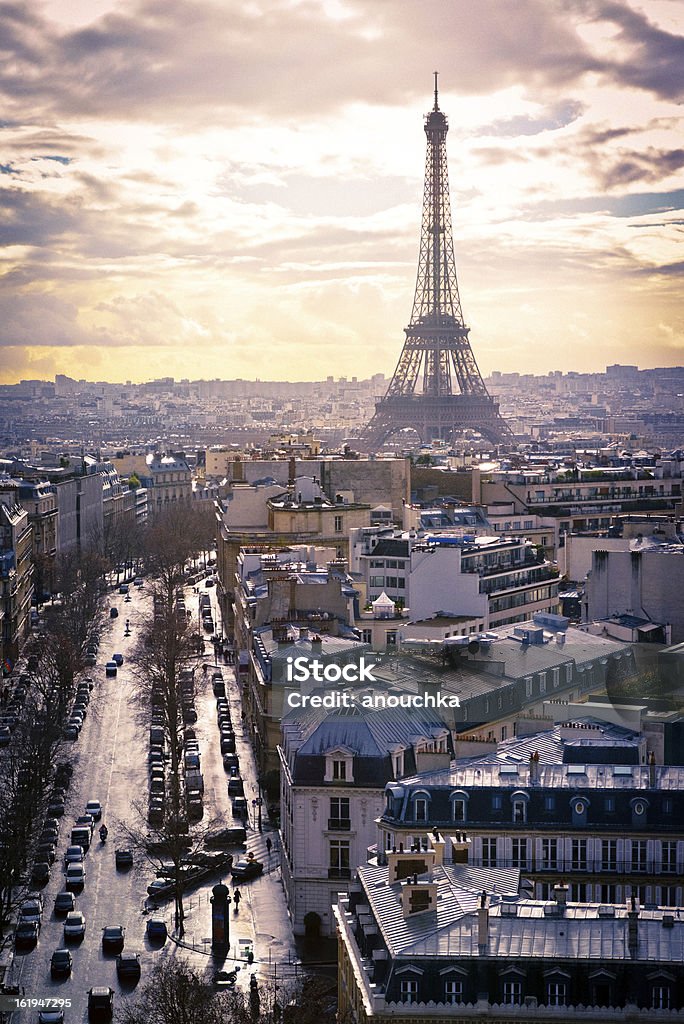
[358,75,512,452]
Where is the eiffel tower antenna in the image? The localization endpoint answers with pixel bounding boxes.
[358,76,512,451]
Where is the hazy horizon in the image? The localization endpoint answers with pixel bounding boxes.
[1,0,683,385]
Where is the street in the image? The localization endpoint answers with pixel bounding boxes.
[5,575,298,1021]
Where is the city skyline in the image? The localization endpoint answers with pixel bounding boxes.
[1,0,683,385]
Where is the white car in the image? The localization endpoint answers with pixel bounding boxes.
[85,800,102,821]
[63,910,86,940]
[64,845,84,866]
[65,864,86,890]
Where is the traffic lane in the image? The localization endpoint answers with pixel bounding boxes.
[9,590,152,1021]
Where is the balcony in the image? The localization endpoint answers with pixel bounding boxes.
[328,866,352,880]
[328,818,352,831]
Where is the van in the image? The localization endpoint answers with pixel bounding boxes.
[71,827,91,851]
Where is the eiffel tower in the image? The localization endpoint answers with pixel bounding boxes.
[359,75,511,452]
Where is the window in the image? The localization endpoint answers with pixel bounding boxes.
[538,672,547,694]
[414,798,428,822]
[663,798,673,815]
[512,838,527,869]
[541,839,558,871]
[572,839,588,871]
[329,840,350,875]
[452,800,466,823]
[386,630,397,647]
[632,840,648,873]
[329,797,350,829]
[492,795,502,811]
[333,760,347,781]
[544,795,556,812]
[482,838,497,868]
[601,840,617,871]
[604,796,615,814]
[369,575,384,588]
[660,886,678,907]
[552,667,560,688]
[652,986,670,1010]
[546,982,567,1007]
[512,799,527,824]
[503,981,522,1005]
[444,979,463,1005]
[662,841,677,873]
[393,752,404,778]
[334,515,343,533]
[525,676,533,697]
[400,980,418,1004]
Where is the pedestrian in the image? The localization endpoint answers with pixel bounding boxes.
[202,663,208,676]
[233,888,241,911]
[266,837,272,856]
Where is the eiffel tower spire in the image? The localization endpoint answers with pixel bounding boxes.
[359,76,511,451]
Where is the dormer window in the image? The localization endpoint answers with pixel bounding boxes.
[324,749,354,783]
[450,790,469,823]
[333,760,347,781]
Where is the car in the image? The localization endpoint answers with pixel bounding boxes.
[146,879,171,899]
[183,706,198,724]
[64,845,84,866]
[70,826,91,851]
[185,752,200,770]
[134,577,144,587]
[44,815,60,831]
[115,848,134,869]
[230,857,264,881]
[47,798,65,817]
[15,919,40,947]
[50,948,73,977]
[112,653,124,666]
[149,777,165,795]
[0,725,11,746]
[109,607,118,619]
[76,814,95,832]
[232,796,248,818]
[202,618,214,633]
[119,584,129,595]
[38,1010,64,1024]
[54,891,76,915]
[63,724,79,740]
[88,987,114,1019]
[65,864,86,890]
[222,753,240,773]
[63,910,86,941]
[40,829,59,847]
[37,842,56,864]
[116,951,141,980]
[145,917,167,943]
[19,899,42,925]
[31,861,50,886]
[84,653,97,666]
[148,804,164,825]
[205,577,215,587]
[212,680,226,697]
[204,823,246,847]
[227,775,244,796]
[101,925,125,953]
[105,661,118,676]
[220,735,236,755]
[85,800,102,820]
[187,797,203,820]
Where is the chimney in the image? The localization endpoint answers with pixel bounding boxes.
[628,896,639,958]
[311,635,322,652]
[478,892,489,953]
[553,882,568,912]
[649,750,656,788]
[288,457,296,488]
[529,750,540,784]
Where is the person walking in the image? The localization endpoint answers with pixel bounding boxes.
[266,837,272,857]
[232,888,241,912]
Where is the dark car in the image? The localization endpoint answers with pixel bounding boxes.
[84,653,97,666]
[112,653,124,666]
[54,891,76,915]
[63,724,79,740]
[50,948,73,977]
[37,842,56,864]
[230,857,264,881]
[0,725,11,746]
[115,848,134,869]
[212,680,225,697]
[105,661,117,676]
[31,861,51,886]
[205,826,247,848]
[38,1011,64,1024]
[102,925,125,953]
[220,735,236,755]
[15,919,40,947]
[227,776,244,796]
[116,951,141,980]
[47,798,65,817]
[187,797,203,820]
[118,584,129,595]
[146,918,167,943]
[232,796,248,818]
[88,987,114,1020]
[109,607,118,619]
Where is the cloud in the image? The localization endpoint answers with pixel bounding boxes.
[591,0,684,100]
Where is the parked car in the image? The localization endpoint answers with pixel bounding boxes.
[47,797,65,817]
[63,910,86,941]
[31,861,51,887]
[146,918,167,943]
[50,948,73,977]
[37,842,56,864]
[187,796,203,820]
[115,848,134,869]
[119,584,129,595]
[227,776,244,796]
[0,725,12,746]
[222,753,240,773]
[116,951,141,980]
[63,724,79,740]
[38,1010,64,1024]
[105,661,118,676]
[15,919,40,947]
[76,814,95,832]
[19,899,42,925]
[230,857,264,881]
[220,735,236,755]
[88,987,114,1020]
[85,653,97,666]
[205,826,247,848]
[112,653,124,667]
[54,891,75,915]
[101,925,125,953]
[232,796,248,818]
[65,864,86,890]
[64,845,84,866]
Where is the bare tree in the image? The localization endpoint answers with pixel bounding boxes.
[115,953,250,1024]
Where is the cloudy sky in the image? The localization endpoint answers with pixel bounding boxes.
[1,0,682,384]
